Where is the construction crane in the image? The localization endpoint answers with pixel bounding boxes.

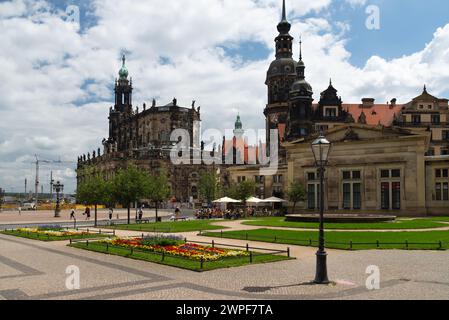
[32,155,76,211]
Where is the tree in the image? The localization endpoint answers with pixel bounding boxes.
[226,180,256,217]
[146,169,171,223]
[287,181,306,214]
[111,165,150,224]
[198,170,220,206]
[77,174,110,227]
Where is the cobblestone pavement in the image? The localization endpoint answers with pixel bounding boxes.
[1,227,448,300]
[0,209,176,224]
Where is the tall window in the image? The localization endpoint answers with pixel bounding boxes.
[443,131,449,141]
[412,115,421,125]
[380,169,402,210]
[435,169,449,201]
[342,170,362,210]
[307,172,321,210]
[431,115,441,125]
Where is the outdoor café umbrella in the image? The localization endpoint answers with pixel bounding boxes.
[264,196,288,203]
[246,197,264,204]
[212,197,241,212]
[212,197,241,203]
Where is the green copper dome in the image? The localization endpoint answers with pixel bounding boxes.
[119,54,128,79]
[235,114,243,130]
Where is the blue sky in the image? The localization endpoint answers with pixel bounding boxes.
[1,0,449,193]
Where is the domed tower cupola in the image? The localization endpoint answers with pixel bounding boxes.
[114,54,133,113]
[118,54,129,80]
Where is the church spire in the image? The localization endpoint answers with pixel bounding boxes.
[275,0,293,59]
[296,38,305,79]
[277,0,291,34]
[281,0,287,21]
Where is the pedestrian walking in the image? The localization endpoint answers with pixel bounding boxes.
[138,207,143,220]
[18,206,22,215]
[108,207,114,221]
[84,207,91,220]
[70,209,76,220]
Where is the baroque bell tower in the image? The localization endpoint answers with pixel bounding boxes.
[264,0,298,152]
[108,54,133,152]
[114,54,133,113]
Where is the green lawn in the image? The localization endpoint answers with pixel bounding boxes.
[69,241,291,272]
[0,230,110,242]
[425,217,449,222]
[106,220,226,233]
[242,217,448,230]
[202,228,449,251]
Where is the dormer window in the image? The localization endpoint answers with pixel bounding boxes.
[324,107,338,118]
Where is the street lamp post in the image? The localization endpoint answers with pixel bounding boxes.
[53,181,64,218]
[311,135,332,285]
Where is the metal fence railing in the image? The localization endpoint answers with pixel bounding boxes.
[68,237,291,270]
[200,230,449,251]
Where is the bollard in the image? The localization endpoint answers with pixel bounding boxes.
[309,239,312,246]
[246,244,249,252]
[185,238,187,243]
[106,243,109,252]
[212,240,215,248]
[274,236,277,243]
[350,241,353,250]
[130,247,134,255]
[142,233,144,239]
[86,240,89,247]
[200,257,204,269]
[439,241,443,250]
[287,247,290,258]
[70,239,72,245]
[376,240,380,249]
[249,252,253,264]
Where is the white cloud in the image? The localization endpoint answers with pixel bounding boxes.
[1,0,449,193]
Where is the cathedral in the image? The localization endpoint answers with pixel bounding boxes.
[78,0,449,216]
[77,56,217,204]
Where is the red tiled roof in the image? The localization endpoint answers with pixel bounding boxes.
[343,104,403,127]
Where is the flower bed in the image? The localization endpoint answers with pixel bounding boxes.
[1,226,111,242]
[16,227,91,237]
[101,237,250,261]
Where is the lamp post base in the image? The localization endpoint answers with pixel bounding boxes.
[314,250,330,285]
[54,209,61,218]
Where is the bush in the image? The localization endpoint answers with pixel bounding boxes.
[141,235,184,247]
